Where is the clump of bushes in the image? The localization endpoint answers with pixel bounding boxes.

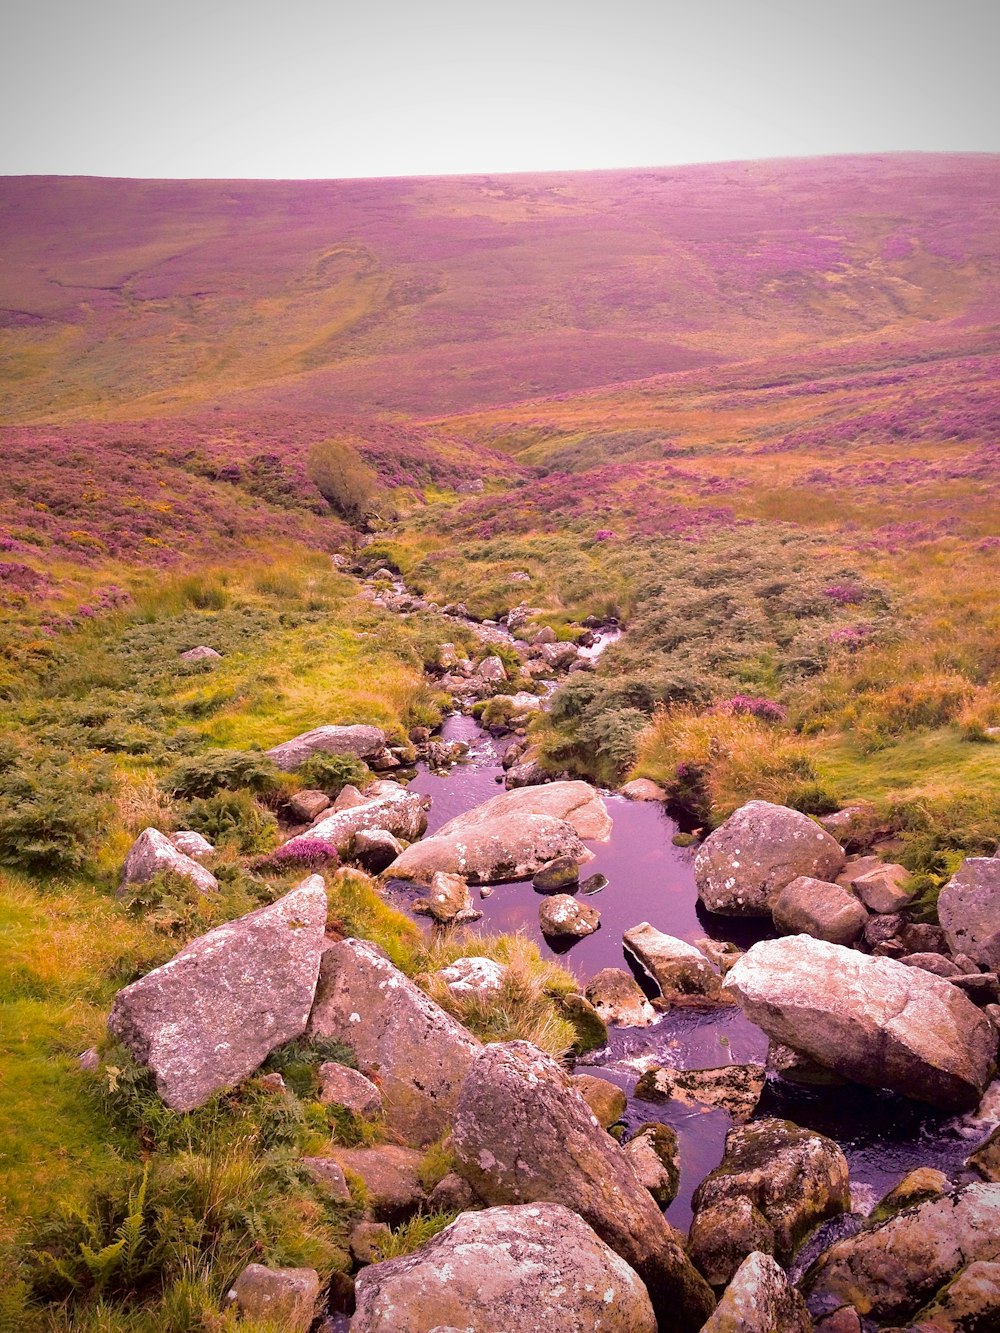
[254,837,339,874]
[181,790,278,855]
[296,750,369,795]
[307,439,381,526]
[0,745,112,874]
[164,749,281,800]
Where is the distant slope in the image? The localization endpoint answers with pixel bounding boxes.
[2,155,998,424]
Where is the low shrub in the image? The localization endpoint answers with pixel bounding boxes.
[181,790,278,855]
[254,838,339,874]
[164,749,281,800]
[295,751,369,795]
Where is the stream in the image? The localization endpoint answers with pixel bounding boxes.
[365,569,993,1229]
[399,711,989,1229]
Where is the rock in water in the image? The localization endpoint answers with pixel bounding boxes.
[436,780,612,841]
[351,1203,657,1333]
[265,723,387,770]
[451,1041,716,1332]
[385,811,591,884]
[700,1251,812,1332]
[623,922,723,999]
[690,1118,850,1286]
[586,967,656,1028]
[307,938,481,1146]
[801,1183,1000,1325]
[695,800,845,916]
[939,857,1000,969]
[538,893,600,938]
[723,936,996,1111]
[635,1064,766,1122]
[108,877,327,1111]
[119,827,218,895]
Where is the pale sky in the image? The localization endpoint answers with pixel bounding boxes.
[3,0,998,178]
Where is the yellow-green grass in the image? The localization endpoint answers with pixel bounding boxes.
[812,727,1000,805]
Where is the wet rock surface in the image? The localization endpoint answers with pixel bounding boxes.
[699,1251,813,1332]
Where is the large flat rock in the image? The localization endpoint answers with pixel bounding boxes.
[265,724,387,771]
[351,1203,657,1333]
[385,811,591,885]
[723,935,996,1111]
[307,937,481,1145]
[435,780,613,842]
[108,877,327,1110]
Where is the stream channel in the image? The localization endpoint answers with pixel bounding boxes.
[368,577,994,1230]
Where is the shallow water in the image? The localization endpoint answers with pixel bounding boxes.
[402,713,992,1229]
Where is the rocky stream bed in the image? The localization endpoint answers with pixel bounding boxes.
[102,563,1000,1331]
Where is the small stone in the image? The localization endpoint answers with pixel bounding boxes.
[78,1047,100,1072]
[352,828,404,873]
[350,1220,391,1264]
[434,955,507,998]
[327,1145,426,1222]
[258,1071,287,1094]
[635,1063,766,1122]
[694,937,743,974]
[427,1171,479,1212]
[532,855,580,892]
[620,778,667,801]
[180,645,222,661]
[622,1123,680,1206]
[318,1062,382,1117]
[901,952,964,978]
[571,1073,627,1128]
[119,827,218,896]
[580,872,609,894]
[766,1042,847,1086]
[850,862,915,913]
[301,1156,352,1203]
[586,967,656,1028]
[228,1264,319,1333]
[413,871,472,923]
[864,911,906,949]
[968,1125,1000,1181]
[690,1196,775,1287]
[289,789,331,823]
[539,893,600,938]
[332,783,367,811]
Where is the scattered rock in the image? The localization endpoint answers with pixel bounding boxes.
[901,922,948,954]
[352,828,404,873]
[586,967,656,1028]
[699,1251,812,1332]
[581,872,609,894]
[849,861,915,913]
[167,829,215,861]
[911,1257,1000,1330]
[814,1309,862,1333]
[619,778,667,801]
[801,1184,1000,1326]
[902,952,964,978]
[228,1264,319,1332]
[350,1203,658,1333]
[767,1042,847,1087]
[434,955,507,998]
[180,645,222,662]
[864,910,906,950]
[875,1167,950,1218]
[307,938,481,1146]
[695,937,744,975]
[327,1144,426,1222]
[258,1071,286,1093]
[78,1047,100,1072]
[317,1062,382,1118]
[265,723,388,771]
[332,783,367,811]
[108,877,327,1111]
[635,1063,766,1122]
[939,858,1000,969]
[413,870,472,923]
[427,1171,478,1213]
[284,783,426,859]
[724,935,996,1112]
[300,1156,352,1203]
[623,922,722,999]
[622,1123,680,1206]
[967,1125,1000,1180]
[288,789,331,823]
[539,892,600,939]
[532,854,580,892]
[691,1118,850,1283]
[350,1220,392,1265]
[119,827,218,896]
[689,1196,776,1288]
[772,875,868,945]
[571,1072,627,1127]
[476,654,508,683]
[451,1041,715,1331]
[695,800,845,917]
